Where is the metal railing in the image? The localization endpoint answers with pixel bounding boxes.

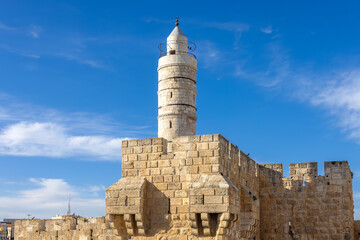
[158,40,196,59]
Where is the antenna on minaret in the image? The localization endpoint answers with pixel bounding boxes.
[67,194,71,215]
[175,17,179,26]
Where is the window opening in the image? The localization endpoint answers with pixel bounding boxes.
[302,175,305,187]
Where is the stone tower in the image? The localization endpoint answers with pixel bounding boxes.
[157,19,197,141]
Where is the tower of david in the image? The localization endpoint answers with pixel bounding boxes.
[15,21,358,240]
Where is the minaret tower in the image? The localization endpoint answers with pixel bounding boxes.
[157,19,197,141]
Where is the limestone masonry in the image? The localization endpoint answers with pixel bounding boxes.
[15,21,359,240]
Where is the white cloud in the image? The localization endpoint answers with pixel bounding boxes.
[196,40,221,69]
[207,21,249,33]
[28,25,42,39]
[235,41,290,89]
[21,53,40,59]
[0,121,125,159]
[297,69,360,144]
[207,21,249,50]
[58,53,106,69]
[0,93,150,160]
[0,93,149,136]
[232,37,360,144]
[261,25,273,34]
[0,22,15,31]
[0,178,105,219]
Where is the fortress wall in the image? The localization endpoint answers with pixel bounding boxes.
[14,216,119,240]
[15,135,355,240]
[259,161,354,240]
[217,138,260,239]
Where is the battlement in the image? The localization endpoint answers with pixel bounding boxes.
[259,161,351,179]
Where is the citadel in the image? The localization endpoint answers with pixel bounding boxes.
[15,21,359,240]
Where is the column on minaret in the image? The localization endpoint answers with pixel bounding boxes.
[157,21,197,141]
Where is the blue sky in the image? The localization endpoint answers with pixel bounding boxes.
[1,0,360,219]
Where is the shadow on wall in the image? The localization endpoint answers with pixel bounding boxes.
[145,182,171,236]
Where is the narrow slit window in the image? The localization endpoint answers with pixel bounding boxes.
[169,121,172,128]
[170,92,173,98]
[302,175,305,186]
[168,198,171,214]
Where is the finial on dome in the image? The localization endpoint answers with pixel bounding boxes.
[175,17,179,26]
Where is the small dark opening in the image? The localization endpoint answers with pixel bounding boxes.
[208,213,219,236]
[125,196,128,206]
[130,214,138,235]
[195,213,203,236]
[168,198,171,214]
[170,92,173,98]
[169,121,172,128]
[169,50,176,55]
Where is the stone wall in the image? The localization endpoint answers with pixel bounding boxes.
[259,161,354,240]
[14,216,118,239]
[107,134,260,239]
[15,134,356,240]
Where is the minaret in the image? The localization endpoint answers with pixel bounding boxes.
[157,19,197,141]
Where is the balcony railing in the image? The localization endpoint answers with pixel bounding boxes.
[158,40,196,59]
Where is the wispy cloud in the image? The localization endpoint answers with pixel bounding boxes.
[206,21,249,33]
[60,53,105,69]
[0,93,150,160]
[260,25,273,34]
[0,22,16,31]
[0,122,125,159]
[0,43,40,59]
[221,25,360,145]
[21,53,40,59]
[307,71,360,142]
[235,41,290,88]
[28,25,42,39]
[206,21,249,50]
[144,17,172,24]
[196,40,222,69]
[0,178,105,218]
